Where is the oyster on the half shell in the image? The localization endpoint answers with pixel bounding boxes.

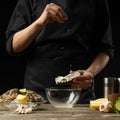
[55,71,82,85]
[0,88,19,103]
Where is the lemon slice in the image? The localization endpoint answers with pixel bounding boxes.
[90,100,100,109]
[16,94,28,102]
[19,88,27,95]
[90,98,108,109]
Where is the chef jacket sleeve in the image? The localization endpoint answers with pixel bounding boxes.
[94,0,114,60]
[6,0,33,56]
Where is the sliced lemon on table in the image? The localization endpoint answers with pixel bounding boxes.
[90,98,108,110]
[16,94,28,102]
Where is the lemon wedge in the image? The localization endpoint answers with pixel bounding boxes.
[90,98,108,109]
[16,94,28,102]
[19,88,27,95]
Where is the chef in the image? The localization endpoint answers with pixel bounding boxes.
[6,0,114,103]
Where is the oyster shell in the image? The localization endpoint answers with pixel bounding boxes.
[0,88,19,103]
[25,90,44,102]
[55,71,82,85]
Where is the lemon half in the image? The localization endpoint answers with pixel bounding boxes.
[16,94,28,102]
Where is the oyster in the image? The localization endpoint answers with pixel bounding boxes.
[55,71,82,85]
[0,88,19,103]
[25,90,44,102]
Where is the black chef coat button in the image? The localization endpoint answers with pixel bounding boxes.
[66,29,71,32]
[61,46,64,50]
[70,64,73,68]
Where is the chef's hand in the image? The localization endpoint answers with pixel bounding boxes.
[70,70,94,89]
[38,3,68,25]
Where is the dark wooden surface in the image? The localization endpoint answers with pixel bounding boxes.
[0,104,120,120]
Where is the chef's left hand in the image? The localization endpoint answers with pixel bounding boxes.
[71,70,94,89]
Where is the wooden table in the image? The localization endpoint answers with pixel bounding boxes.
[0,104,120,120]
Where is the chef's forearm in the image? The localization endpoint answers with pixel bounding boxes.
[86,52,110,77]
[12,20,44,53]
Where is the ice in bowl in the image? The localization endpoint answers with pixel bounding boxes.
[45,87,81,108]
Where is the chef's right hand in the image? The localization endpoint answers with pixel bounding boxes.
[70,70,93,89]
[38,3,68,25]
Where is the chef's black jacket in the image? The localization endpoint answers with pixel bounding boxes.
[6,0,114,103]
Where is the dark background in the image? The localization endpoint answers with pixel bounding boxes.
[0,0,120,98]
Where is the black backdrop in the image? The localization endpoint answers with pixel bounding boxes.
[0,0,120,98]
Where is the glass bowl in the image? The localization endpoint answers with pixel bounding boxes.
[45,87,81,108]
